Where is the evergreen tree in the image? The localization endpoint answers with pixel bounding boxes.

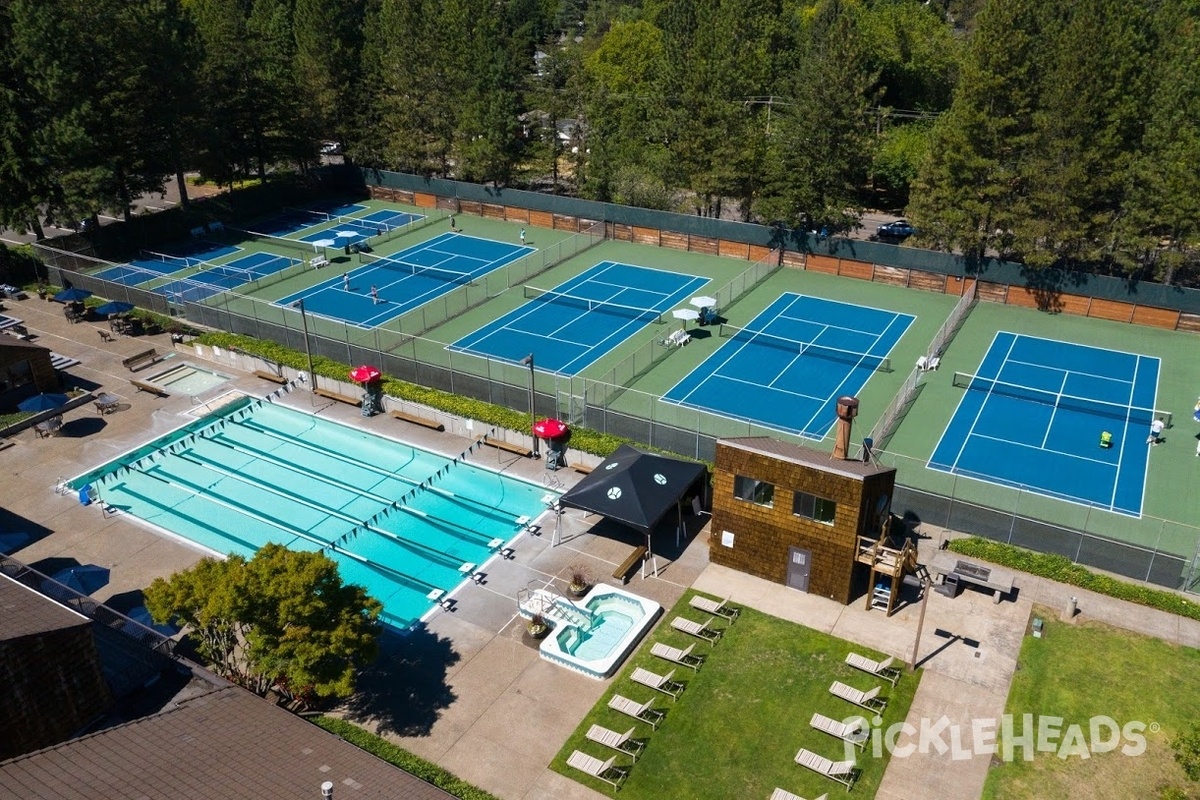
[293,0,366,155]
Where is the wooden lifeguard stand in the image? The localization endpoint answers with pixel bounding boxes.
[857,514,919,616]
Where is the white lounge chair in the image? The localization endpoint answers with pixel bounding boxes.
[689,594,740,622]
[608,693,665,729]
[650,641,704,671]
[566,750,629,791]
[631,667,684,700]
[586,724,644,761]
[771,788,828,800]
[845,652,901,686]
[810,712,868,750]
[794,748,857,790]
[829,681,887,713]
[671,615,723,643]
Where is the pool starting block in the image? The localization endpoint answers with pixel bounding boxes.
[516,515,532,528]
[487,537,504,549]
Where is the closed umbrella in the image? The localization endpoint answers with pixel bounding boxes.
[53,287,92,303]
[18,393,70,413]
[95,300,135,317]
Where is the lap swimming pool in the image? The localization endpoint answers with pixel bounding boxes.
[70,398,551,629]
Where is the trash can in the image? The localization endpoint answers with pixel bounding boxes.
[935,573,960,598]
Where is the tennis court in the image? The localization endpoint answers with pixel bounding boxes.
[928,332,1163,516]
[297,209,424,245]
[446,262,709,374]
[277,232,532,328]
[661,293,914,439]
[92,242,243,286]
[252,203,369,237]
[152,252,302,303]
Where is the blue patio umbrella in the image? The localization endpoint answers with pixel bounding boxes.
[94,300,135,317]
[129,604,181,636]
[50,564,111,595]
[53,286,93,303]
[18,392,70,413]
[0,531,30,554]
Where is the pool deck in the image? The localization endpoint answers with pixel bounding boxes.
[6,295,1200,800]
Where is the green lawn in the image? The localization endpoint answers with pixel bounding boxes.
[551,591,919,798]
[984,607,1200,799]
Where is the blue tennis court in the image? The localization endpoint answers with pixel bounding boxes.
[253,204,369,237]
[298,209,424,245]
[278,233,531,328]
[661,294,914,439]
[447,262,709,374]
[153,252,302,302]
[928,332,1161,516]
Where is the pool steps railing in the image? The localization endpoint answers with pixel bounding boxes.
[517,584,597,631]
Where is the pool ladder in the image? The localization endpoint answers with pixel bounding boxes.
[518,582,596,630]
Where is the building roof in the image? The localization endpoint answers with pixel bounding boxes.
[0,685,455,800]
[719,437,895,480]
[0,572,89,642]
[0,337,50,355]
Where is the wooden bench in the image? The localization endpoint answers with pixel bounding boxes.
[612,545,648,584]
[122,348,161,372]
[253,370,287,384]
[483,437,532,458]
[314,387,361,406]
[130,379,169,397]
[390,409,444,432]
[571,462,594,474]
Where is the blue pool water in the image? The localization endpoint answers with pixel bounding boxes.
[71,398,551,629]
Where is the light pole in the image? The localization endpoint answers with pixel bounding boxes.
[292,299,314,403]
[521,353,538,457]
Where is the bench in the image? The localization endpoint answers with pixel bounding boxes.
[253,369,287,384]
[310,256,329,270]
[612,545,648,584]
[929,551,1015,603]
[390,409,444,432]
[571,462,594,474]
[122,348,162,372]
[130,379,168,397]
[314,387,361,406]
[482,437,532,458]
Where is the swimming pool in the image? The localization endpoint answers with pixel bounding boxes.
[520,584,660,679]
[70,398,552,629]
[145,362,230,395]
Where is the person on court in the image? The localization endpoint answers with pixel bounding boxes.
[1147,417,1165,445]
[520,228,526,245]
[342,273,349,291]
[370,284,380,305]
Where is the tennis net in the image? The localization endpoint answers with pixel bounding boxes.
[951,371,1172,426]
[225,226,312,258]
[523,285,666,325]
[361,252,476,285]
[286,206,366,228]
[718,323,892,372]
[140,250,206,270]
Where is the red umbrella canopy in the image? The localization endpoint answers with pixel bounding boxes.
[349,364,381,383]
[533,418,569,438]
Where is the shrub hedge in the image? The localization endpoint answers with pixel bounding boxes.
[947,537,1200,621]
[313,717,500,800]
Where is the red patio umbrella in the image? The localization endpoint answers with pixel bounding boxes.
[533,418,569,439]
[349,364,381,383]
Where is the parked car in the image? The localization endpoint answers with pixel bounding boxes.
[876,219,917,240]
[320,141,342,155]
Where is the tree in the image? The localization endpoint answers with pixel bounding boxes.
[145,544,383,703]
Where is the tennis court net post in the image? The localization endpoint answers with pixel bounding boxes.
[718,323,892,373]
[951,371,1172,427]
[523,285,667,325]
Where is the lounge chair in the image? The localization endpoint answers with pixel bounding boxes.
[794,748,857,790]
[586,724,644,761]
[650,641,705,671]
[845,652,901,687]
[829,681,887,713]
[770,788,828,800]
[608,694,665,729]
[566,750,629,791]
[689,594,740,622]
[670,616,723,643]
[631,667,684,700]
[810,712,868,750]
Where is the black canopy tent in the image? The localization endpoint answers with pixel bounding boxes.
[556,444,708,575]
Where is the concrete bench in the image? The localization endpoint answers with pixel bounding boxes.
[390,409,444,432]
[929,551,1015,603]
[253,370,287,384]
[122,348,162,372]
[482,437,532,458]
[130,379,168,397]
[612,545,648,584]
[314,387,361,406]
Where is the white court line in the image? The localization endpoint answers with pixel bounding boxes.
[948,334,1019,475]
[1039,371,1070,449]
[968,430,1117,468]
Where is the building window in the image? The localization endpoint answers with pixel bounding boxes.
[734,475,774,507]
[793,491,836,524]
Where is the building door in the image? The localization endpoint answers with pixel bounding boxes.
[786,547,811,592]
